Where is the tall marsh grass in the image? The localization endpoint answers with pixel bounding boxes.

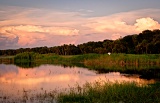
[83,54,160,79]
[34,53,100,64]
[13,53,160,78]
[57,81,160,103]
[2,81,159,103]
[14,52,42,62]
[13,53,160,65]
[84,53,160,67]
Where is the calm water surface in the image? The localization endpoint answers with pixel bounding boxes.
[0,64,155,102]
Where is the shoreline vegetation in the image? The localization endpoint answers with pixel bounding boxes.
[56,81,160,103]
[0,53,160,102]
[1,80,160,103]
[13,52,160,65]
[0,52,160,79]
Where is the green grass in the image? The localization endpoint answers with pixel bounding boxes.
[2,81,159,103]
[0,56,14,64]
[40,53,100,63]
[82,54,160,79]
[84,53,160,67]
[37,53,160,79]
[57,81,160,103]
[14,52,42,62]
[3,52,160,78]
[13,52,160,65]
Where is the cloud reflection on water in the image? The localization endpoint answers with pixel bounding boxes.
[0,64,155,101]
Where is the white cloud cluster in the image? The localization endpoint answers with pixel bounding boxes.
[85,17,160,40]
[135,17,160,31]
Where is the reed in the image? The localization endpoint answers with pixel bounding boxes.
[83,54,160,79]
[13,53,160,65]
[57,81,160,103]
[84,53,160,67]
[14,52,42,62]
[5,53,159,79]
[1,81,159,103]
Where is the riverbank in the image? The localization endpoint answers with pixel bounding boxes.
[1,53,160,79]
[13,52,160,65]
[0,56,14,64]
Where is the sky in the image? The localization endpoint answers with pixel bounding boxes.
[0,0,160,50]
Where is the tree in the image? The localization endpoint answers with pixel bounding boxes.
[112,40,127,53]
[102,40,113,53]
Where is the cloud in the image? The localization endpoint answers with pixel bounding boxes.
[0,25,79,48]
[112,33,122,40]
[0,32,19,49]
[88,17,160,40]
[0,25,79,36]
[83,9,160,40]
[0,6,85,27]
[78,9,94,14]
[0,6,160,49]
[135,17,160,31]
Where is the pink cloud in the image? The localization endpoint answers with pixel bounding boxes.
[0,6,160,49]
[0,25,79,36]
[0,25,79,47]
[84,10,160,40]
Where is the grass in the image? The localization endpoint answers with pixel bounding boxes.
[14,52,42,62]
[1,52,160,78]
[36,53,101,63]
[57,81,160,103]
[35,53,160,79]
[12,52,160,66]
[0,56,14,64]
[84,53,160,67]
[82,54,160,79]
[2,81,159,103]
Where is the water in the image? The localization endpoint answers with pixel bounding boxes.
[0,64,155,103]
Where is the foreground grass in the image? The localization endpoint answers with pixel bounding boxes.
[57,81,160,103]
[1,81,159,103]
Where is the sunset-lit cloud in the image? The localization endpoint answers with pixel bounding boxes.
[84,9,160,40]
[0,25,79,36]
[135,17,160,31]
[0,25,79,47]
[0,6,160,49]
[86,17,160,40]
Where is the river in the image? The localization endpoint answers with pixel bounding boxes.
[0,64,155,103]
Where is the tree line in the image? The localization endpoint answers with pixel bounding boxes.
[0,29,160,56]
